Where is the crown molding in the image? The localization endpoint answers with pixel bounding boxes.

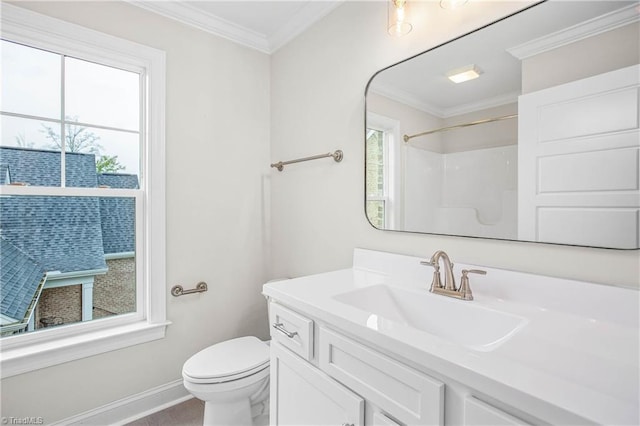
[369,84,445,118]
[127,1,270,53]
[269,2,343,52]
[441,91,519,118]
[126,1,343,54]
[508,4,640,60]
[370,84,519,119]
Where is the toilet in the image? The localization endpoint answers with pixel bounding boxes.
[182,336,270,426]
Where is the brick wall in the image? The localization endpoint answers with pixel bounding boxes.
[35,285,82,328]
[34,257,136,328]
[93,257,136,317]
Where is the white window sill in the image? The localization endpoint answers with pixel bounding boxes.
[0,321,171,378]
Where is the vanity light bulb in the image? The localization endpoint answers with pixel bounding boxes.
[388,0,412,37]
[440,0,469,9]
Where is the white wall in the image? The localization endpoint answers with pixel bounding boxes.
[441,103,518,153]
[523,22,640,93]
[1,1,271,422]
[367,92,444,153]
[270,1,639,289]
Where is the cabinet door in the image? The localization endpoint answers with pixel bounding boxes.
[464,396,530,426]
[319,327,444,425]
[270,342,364,426]
[372,412,402,426]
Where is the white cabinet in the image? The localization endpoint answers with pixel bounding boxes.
[270,302,314,361]
[268,302,530,426]
[464,396,529,426]
[319,327,444,426]
[268,302,445,426]
[270,341,364,426]
[372,412,402,426]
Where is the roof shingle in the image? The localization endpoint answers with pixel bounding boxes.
[0,237,46,322]
[0,147,137,324]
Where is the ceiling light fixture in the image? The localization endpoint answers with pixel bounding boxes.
[388,0,412,37]
[446,64,483,83]
[440,0,469,9]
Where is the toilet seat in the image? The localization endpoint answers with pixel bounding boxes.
[183,336,270,384]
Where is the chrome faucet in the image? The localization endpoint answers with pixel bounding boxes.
[420,250,486,301]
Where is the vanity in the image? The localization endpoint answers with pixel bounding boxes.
[263,249,639,426]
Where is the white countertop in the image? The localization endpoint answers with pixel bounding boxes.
[263,249,640,425]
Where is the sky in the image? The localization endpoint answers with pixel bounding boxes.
[1,39,141,177]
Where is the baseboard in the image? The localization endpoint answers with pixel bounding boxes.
[52,379,192,425]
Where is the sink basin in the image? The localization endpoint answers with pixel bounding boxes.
[333,284,527,352]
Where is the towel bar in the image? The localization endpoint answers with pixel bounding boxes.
[271,150,343,171]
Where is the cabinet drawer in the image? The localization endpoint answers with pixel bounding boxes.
[319,327,444,426]
[464,396,530,426]
[269,302,313,360]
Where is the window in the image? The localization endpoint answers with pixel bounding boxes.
[366,113,400,229]
[366,128,387,228]
[0,4,167,377]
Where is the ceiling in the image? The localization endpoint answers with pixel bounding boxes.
[128,1,344,54]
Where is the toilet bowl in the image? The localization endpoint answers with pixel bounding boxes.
[182,336,270,426]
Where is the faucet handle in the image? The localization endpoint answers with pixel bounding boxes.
[463,269,486,276]
[458,269,486,301]
[420,260,443,290]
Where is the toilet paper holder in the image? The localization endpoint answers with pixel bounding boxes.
[171,281,208,297]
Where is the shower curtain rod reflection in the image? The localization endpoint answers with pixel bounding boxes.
[403,114,518,143]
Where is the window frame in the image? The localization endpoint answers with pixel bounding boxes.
[0,4,168,378]
[366,112,402,230]
[365,127,390,228]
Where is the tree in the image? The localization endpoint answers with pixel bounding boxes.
[42,116,102,154]
[15,133,35,149]
[41,116,126,173]
[96,155,126,174]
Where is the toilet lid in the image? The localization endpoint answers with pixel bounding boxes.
[183,336,270,382]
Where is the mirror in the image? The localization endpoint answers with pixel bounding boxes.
[365,0,640,249]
